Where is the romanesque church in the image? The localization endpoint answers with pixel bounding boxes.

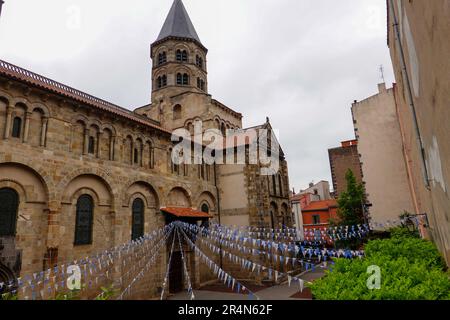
[0,0,291,294]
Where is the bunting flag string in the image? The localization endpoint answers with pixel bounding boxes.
[117,224,174,300]
[181,222,326,277]
[160,226,177,300]
[5,224,170,300]
[177,224,259,300]
[175,227,195,300]
[178,222,318,292]
[180,222,364,266]
[211,222,371,244]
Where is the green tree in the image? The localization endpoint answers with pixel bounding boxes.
[310,231,450,300]
[337,169,365,226]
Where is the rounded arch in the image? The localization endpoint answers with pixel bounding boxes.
[71,114,89,127]
[122,180,160,209]
[101,123,117,137]
[197,191,217,212]
[88,119,102,131]
[12,98,30,111]
[58,168,117,206]
[30,103,50,118]
[0,90,13,104]
[167,186,192,208]
[154,67,168,79]
[0,162,50,203]
[62,174,113,207]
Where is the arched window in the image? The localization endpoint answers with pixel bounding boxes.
[0,188,19,236]
[162,75,167,87]
[272,175,277,195]
[74,195,94,245]
[173,105,182,120]
[181,50,188,62]
[196,55,204,68]
[157,76,162,89]
[176,50,182,62]
[134,148,139,164]
[158,52,167,65]
[131,198,144,240]
[182,73,189,85]
[176,73,182,85]
[88,136,95,154]
[12,117,22,138]
[201,203,209,214]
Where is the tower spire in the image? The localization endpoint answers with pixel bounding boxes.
[156,0,202,44]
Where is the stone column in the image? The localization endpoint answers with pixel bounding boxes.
[40,116,49,147]
[4,105,13,139]
[110,135,116,161]
[23,111,32,143]
[83,128,89,155]
[97,130,102,158]
[46,202,62,248]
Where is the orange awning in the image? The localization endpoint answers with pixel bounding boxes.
[160,207,212,219]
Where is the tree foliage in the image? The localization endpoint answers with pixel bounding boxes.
[336,169,365,226]
[310,231,450,300]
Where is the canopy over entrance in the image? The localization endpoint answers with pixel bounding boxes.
[160,207,212,219]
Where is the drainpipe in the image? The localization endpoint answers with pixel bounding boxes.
[388,0,430,190]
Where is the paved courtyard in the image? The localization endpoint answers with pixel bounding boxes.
[168,268,326,300]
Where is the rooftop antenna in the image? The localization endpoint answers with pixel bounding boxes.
[379,64,386,83]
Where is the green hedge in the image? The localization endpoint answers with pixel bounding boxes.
[310,230,450,300]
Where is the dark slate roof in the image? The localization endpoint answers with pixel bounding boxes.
[156,0,201,43]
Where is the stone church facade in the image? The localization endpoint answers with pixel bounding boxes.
[0,0,291,295]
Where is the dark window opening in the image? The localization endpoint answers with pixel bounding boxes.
[74,195,94,245]
[312,215,320,225]
[177,73,182,85]
[0,188,19,236]
[201,203,209,214]
[88,136,95,154]
[134,148,139,164]
[12,117,21,138]
[131,198,144,240]
[182,73,189,85]
[158,52,167,65]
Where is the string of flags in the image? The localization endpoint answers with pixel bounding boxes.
[175,227,195,300]
[180,222,335,279]
[182,222,365,264]
[211,222,371,243]
[177,224,260,300]
[1,224,171,300]
[118,224,174,300]
[160,226,178,300]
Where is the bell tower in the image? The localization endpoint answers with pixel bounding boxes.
[150,0,208,103]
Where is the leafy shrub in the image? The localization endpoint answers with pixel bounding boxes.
[311,234,450,300]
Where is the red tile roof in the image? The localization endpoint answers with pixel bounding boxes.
[302,200,338,212]
[161,207,212,218]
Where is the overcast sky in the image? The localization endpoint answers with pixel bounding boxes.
[0,0,395,192]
